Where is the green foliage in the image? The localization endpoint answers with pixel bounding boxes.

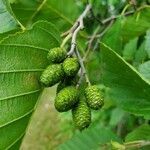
[58,124,121,150]
[133,41,148,68]
[102,19,123,54]
[0,0,19,33]
[145,29,150,58]
[109,108,125,127]
[11,0,80,31]
[121,7,150,42]
[139,61,150,81]
[0,21,60,149]
[100,43,150,118]
[102,7,150,54]
[123,37,138,62]
[125,124,150,150]
[125,124,150,142]
[0,0,150,149]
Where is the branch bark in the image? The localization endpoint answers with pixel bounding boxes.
[67,4,92,56]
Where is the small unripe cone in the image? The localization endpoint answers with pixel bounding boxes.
[47,47,67,63]
[40,64,64,87]
[57,77,77,93]
[72,99,91,131]
[55,86,79,112]
[63,57,80,76]
[85,85,104,110]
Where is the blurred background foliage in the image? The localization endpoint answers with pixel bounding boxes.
[0,0,150,149]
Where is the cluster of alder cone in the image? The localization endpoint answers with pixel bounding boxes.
[40,47,104,130]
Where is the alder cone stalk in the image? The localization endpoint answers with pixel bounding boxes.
[47,47,67,63]
[40,64,64,87]
[72,100,91,131]
[54,86,79,112]
[85,85,104,110]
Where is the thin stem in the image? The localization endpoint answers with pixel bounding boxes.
[17,20,26,31]
[67,24,81,55]
[61,22,79,37]
[60,33,72,48]
[75,48,91,87]
[121,4,131,15]
[83,26,100,62]
[102,5,150,24]
[67,4,92,55]
[102,10,134,24]
[83,20,114,63]
[125,140,150,149]
[76,69,84,88]
[60,4,92,53]
[27,0,47,25]
[96,20,114,38]
[127,0,137,10]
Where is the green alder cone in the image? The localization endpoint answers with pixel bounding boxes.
[63,57,80,76]
[40,64,64,87]
[72,99,91,131]
[85,85,104,110]
[54,86,79,112]
[47,47,67,63]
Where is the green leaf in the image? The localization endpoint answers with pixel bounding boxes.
[139,61,150,81]
[8,0,17,4]
[145,30,150,58]
[100,43,150,118]
[102,7,150,54]
[133,41,148,68]
[0,0,19,33]
[125,124,150,141]
[11,0,80,31]
[102,19,123,54]
[58,125,120,150]
[125,125,150,150]
[0,21,60,149]
[123,37,138,62]
[0,28,21,42]
[109,108,125,127]
[121,6,150,42]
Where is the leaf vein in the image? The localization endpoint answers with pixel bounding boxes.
[0,69,44,74]
[0,89,41,101]
[6,133,25,150]
[0,44,49,52]
[0,110,33,129]
[36,26,60,44]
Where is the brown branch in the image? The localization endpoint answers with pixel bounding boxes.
[67,4,92,56]
[102,10,134,24]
